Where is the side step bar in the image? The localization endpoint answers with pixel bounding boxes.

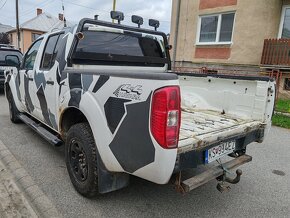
[181,155,252,192]
[19,114,63,146]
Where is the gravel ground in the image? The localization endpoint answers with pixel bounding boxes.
[0,93,289,218]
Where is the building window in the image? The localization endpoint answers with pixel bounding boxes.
[32,33,41,42]
[197,12,235,45]
[285,78,290,90]
[279,6,290,38]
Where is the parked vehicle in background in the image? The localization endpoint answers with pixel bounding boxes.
[0,45,22,90]
[4,14,276,198]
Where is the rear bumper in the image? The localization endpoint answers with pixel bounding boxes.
[181,154,252,192]
[174,128,264,173]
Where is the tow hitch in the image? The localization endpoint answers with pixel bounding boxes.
[179,155,252,193]
[216,169,243,193]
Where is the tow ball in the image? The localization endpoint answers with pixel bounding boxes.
[216,169,243,193]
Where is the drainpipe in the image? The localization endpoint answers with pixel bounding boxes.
[172,0,181,69]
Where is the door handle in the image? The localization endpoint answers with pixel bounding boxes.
[46,80,54,85]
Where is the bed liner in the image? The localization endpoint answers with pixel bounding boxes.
[178,109,264,154]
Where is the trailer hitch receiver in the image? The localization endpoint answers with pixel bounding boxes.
[216,169,243,193]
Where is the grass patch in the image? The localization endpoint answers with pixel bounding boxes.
[272,114,290,129]
[275,99,290,113]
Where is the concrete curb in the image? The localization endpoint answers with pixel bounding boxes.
[274,111,290,117]
[0,140,61,218]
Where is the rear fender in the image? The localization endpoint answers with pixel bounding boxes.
[60,72,180,185]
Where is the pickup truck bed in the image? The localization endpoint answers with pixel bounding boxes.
[177,73,275,154]
[179,109,262,152]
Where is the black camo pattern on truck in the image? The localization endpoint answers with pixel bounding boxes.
[104,97,131,134]
[108,94,155,173]
[24,70,35,113]
[66,71,156,173]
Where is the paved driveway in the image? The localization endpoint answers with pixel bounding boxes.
[0,93,289,218]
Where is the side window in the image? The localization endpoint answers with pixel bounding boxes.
[23,39,43,70]
[41,33,64,70]
[51,33,64,64]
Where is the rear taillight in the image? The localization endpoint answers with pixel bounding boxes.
[151,86,181,149]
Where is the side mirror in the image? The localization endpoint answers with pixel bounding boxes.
[132,15,143,28]
[149,19,160,31]
[5,55,20,68]
[166,45,173,50]
[110,11,124,24]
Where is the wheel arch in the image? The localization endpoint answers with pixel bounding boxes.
[59,106,89,140]
[4,77,23,112]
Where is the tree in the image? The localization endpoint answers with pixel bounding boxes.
[0,32,10,44]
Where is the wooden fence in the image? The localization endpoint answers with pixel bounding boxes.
[261,39,290,66]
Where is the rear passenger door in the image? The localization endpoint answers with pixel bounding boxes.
[34,32,64,130]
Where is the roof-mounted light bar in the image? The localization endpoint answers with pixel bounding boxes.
[109,11,161,30]
[110,11,124,24]
[131,15,143,28]
[149,19,160,31]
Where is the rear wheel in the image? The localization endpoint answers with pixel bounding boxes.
[7,91,21,123]
[65,122,99,198]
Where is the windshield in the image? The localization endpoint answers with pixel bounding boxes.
[72,23,168,67]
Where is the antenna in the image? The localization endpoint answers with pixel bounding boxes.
[62,0,67,27]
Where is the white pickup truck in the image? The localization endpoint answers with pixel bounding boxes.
[4,16,275,197]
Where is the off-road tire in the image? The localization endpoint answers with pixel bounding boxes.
[65,122,99,198]
[7,90,21,123]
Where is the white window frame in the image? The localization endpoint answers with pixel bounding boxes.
[196,12,236,45]
[278,5,290,38]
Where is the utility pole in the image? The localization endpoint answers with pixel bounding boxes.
[16,0,20,50]
[172,0,181,69]
[112,0,116,23]
[62,0,67,27]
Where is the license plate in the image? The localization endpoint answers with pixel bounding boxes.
[205,141,236,163]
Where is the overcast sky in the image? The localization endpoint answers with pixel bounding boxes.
[0,0,172,33]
